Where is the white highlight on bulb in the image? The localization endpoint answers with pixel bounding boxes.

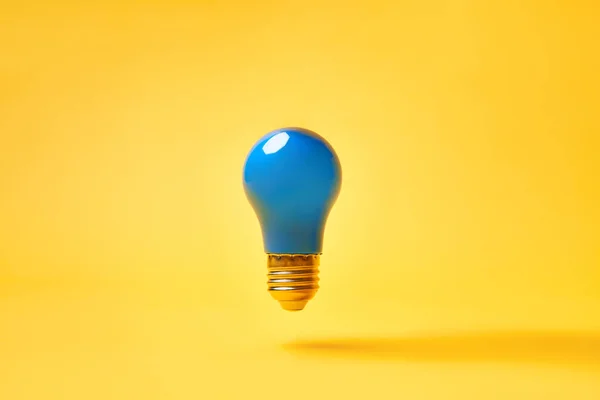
[262,132,290,155]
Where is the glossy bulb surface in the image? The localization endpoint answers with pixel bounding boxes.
[243,127,342,311]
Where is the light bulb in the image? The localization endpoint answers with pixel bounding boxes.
[242,127,342,311]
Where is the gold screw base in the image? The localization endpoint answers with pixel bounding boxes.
[267,254,320,312]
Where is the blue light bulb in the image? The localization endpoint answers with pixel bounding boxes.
[243,127,342,311]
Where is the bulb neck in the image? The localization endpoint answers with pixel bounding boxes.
[267,254,320,311]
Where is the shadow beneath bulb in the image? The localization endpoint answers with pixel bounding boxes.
[283,330,600,369]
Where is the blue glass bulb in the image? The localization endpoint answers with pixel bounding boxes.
[243,127,342,255]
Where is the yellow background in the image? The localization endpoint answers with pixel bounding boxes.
[1,1,599,398]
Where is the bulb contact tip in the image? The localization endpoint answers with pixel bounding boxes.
[267,254,320,311]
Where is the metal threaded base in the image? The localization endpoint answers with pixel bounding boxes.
[267,254,320,311]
